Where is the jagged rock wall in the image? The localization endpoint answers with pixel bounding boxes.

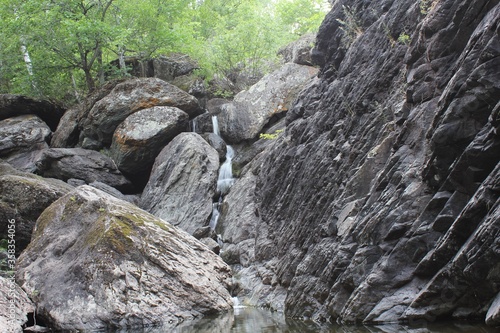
[221,0,500,326]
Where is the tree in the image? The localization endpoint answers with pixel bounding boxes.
[0,0,330,101]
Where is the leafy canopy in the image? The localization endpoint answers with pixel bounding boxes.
[0,0,330,102]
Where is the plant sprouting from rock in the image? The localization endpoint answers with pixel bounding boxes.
[336,5,364,48]
[398,32,411,45]
[260,129,284,140]
[420,0,437,15]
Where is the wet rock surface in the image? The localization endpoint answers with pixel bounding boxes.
[16,185,232,331]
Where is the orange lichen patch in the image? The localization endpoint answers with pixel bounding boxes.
[132,98,161,111]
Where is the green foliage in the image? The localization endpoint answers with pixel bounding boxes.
[0,239,7,251]
[419,0,436,15]
[397,32,411,45]
[0,0,331,101]
[259,129,284,140]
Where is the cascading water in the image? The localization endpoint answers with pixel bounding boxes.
[209,202,220,230]
[209,115,235,231]
[217,145,234,195]
[190,118,198,133]
[212,115,220,136]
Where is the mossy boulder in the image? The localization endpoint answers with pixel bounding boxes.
[0,161,73,254]
[16,185,232,331]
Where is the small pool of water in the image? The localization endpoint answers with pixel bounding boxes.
[107,307,498,333]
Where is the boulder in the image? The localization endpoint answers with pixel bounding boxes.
[140,133,219,235]
[0,115,51,172]
[52,78,202,150]
[217,63,318,143]
[201,133,227,161]
[35,148,134,193]
[15,186,233,331]
[277,33,315,66]
[0,94,65,131]
[486,293,500,326]
[110,106,189,176]
[51,80,124,148]
[0,161,73,254]
[153,53,199,82]
[79,78,202,149]
[0,276,35,333]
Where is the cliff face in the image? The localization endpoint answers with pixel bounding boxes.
[226,0,500,325]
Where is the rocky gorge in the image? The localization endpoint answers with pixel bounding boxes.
[1,0,499,331]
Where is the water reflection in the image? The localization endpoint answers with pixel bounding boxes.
[107,307,498,333]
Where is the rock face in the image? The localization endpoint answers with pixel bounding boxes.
[35,148,134,193]
[217,0,500,327]
[0,94,65,131]
[0,276,35,333]
[110,106,189,176]
[0,162,73,254]
[52,78,202,150]
[0,115,51,172]
[217,63,318,143]
[15,185,233,331]
[277,33,315,66]
[141,133,220,235]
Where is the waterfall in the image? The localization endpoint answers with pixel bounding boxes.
[209,202,220,230]
[190,118,198,133]
[212,115,220,136]
[217,145,234,195]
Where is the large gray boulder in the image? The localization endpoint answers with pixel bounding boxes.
[51,80,124,148]
[277,33,315,66]
[79,78,202,149]
[35,148,134,193]
[16,185,233,331]
[0,161,73,254]
[141,133,219,235]
[51,78,202,150]
[0,276,34,333]
[0,115,51,172]
[0,94,65,131]
[110,106,189,176]
[217,63,318,143]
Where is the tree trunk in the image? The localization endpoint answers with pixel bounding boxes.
[84,67,95,92]
[20,40,39,94]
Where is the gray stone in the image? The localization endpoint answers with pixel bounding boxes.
[110,106,189,175]
[79,78,201,149]
[486,292,500,326]
[0,276,35,333]
[201,133,227,161]
[0,94,65,131]
[0,115,51,172]
[140,133,219,235]
[52,79,201,150]
[35,148,134,193]
[217,0,500,326]
[0,161,73,254]
[277,33,315,65]
[217,63,318,143]
[16,185,233,331]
